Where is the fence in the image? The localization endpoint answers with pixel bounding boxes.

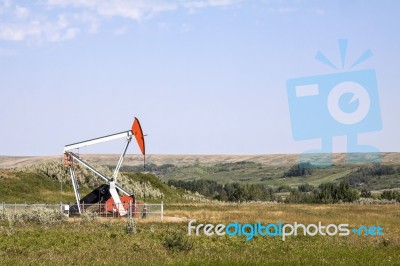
[0,202,164,221]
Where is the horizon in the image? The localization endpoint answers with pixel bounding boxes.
[1,151,398,157]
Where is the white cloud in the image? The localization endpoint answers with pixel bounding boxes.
[183,0,239,9]
[71,12,100,34]
[47,0,178,21]
[0,1,85,43]
[0,14,81,43]
[0,25,24,41]
[63,27,80,40]
[0,0,240,44]
[14,5,30,19]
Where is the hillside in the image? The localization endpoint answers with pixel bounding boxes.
[1,153,400,204]
[0,160,192,204]
[2,152,400,169]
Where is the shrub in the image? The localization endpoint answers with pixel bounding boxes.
[360,188,372,198]
[22,207,67,226]
[0,208,67,228]
[284,162,314,177]
[125,217,136,234]
[163,231,193,252]
[381,190,400,202]
[79,211,98,223]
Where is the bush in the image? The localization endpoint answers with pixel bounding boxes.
[79,211,98,223]
[298,183,314,192]
[381,190,400,202]
[360,188,372,198]
[284,162,314,177]
[22,207,67,226]
[0,207,67,228]
[163,231,193,252]
[125,218,136,234]
[285,181,359,204]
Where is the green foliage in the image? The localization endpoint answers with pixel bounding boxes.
[162,230,193,252]
[342,163,400,190]
[284,162,314,177]
[298,183,314,192]
[277,185,292,192]
[286,181,359,203]
[360,188,372,198]
[118,163,177,177]
[380,190,400,202]
[168,179,275,202]
[212,161,262,172]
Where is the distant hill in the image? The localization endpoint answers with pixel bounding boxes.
[2,152,400,169]
[1,153,400,201]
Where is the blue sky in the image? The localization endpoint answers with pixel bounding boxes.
[0,0,399,156]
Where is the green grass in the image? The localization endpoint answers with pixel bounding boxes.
[161,162,356,187]
[0,170,79,203]
[0,170,188,204]
[0,204,399,265]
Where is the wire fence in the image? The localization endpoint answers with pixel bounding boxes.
[0,202,164,221]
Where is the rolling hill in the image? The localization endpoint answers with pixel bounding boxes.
[1,153,400,203]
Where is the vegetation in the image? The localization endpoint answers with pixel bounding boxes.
[23,160,166,200]
[162,230,194,252]
[2,158,400,205]
[0,203,399,265]
[0,168,185,204]
[168,179,275,202]
[132,160,400,191]
[380,190,400,201]
[341,163,400,190]
[286,181,359,204]
[1,156,400,264]
[283,162,314,177]
[168,179,368,204]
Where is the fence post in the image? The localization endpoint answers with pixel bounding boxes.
[161,201,163,222]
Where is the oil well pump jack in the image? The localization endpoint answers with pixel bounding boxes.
[63,117,145,216]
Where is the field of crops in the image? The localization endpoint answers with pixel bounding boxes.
[1,203,399,265]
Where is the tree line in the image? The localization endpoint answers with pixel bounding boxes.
[168,179,275,202]
[167,179,370,203]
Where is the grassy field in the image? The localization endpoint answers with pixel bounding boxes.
[1,203,399,265]
[1,155,399,264]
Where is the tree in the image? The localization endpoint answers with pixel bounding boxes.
[284,162,313,177]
